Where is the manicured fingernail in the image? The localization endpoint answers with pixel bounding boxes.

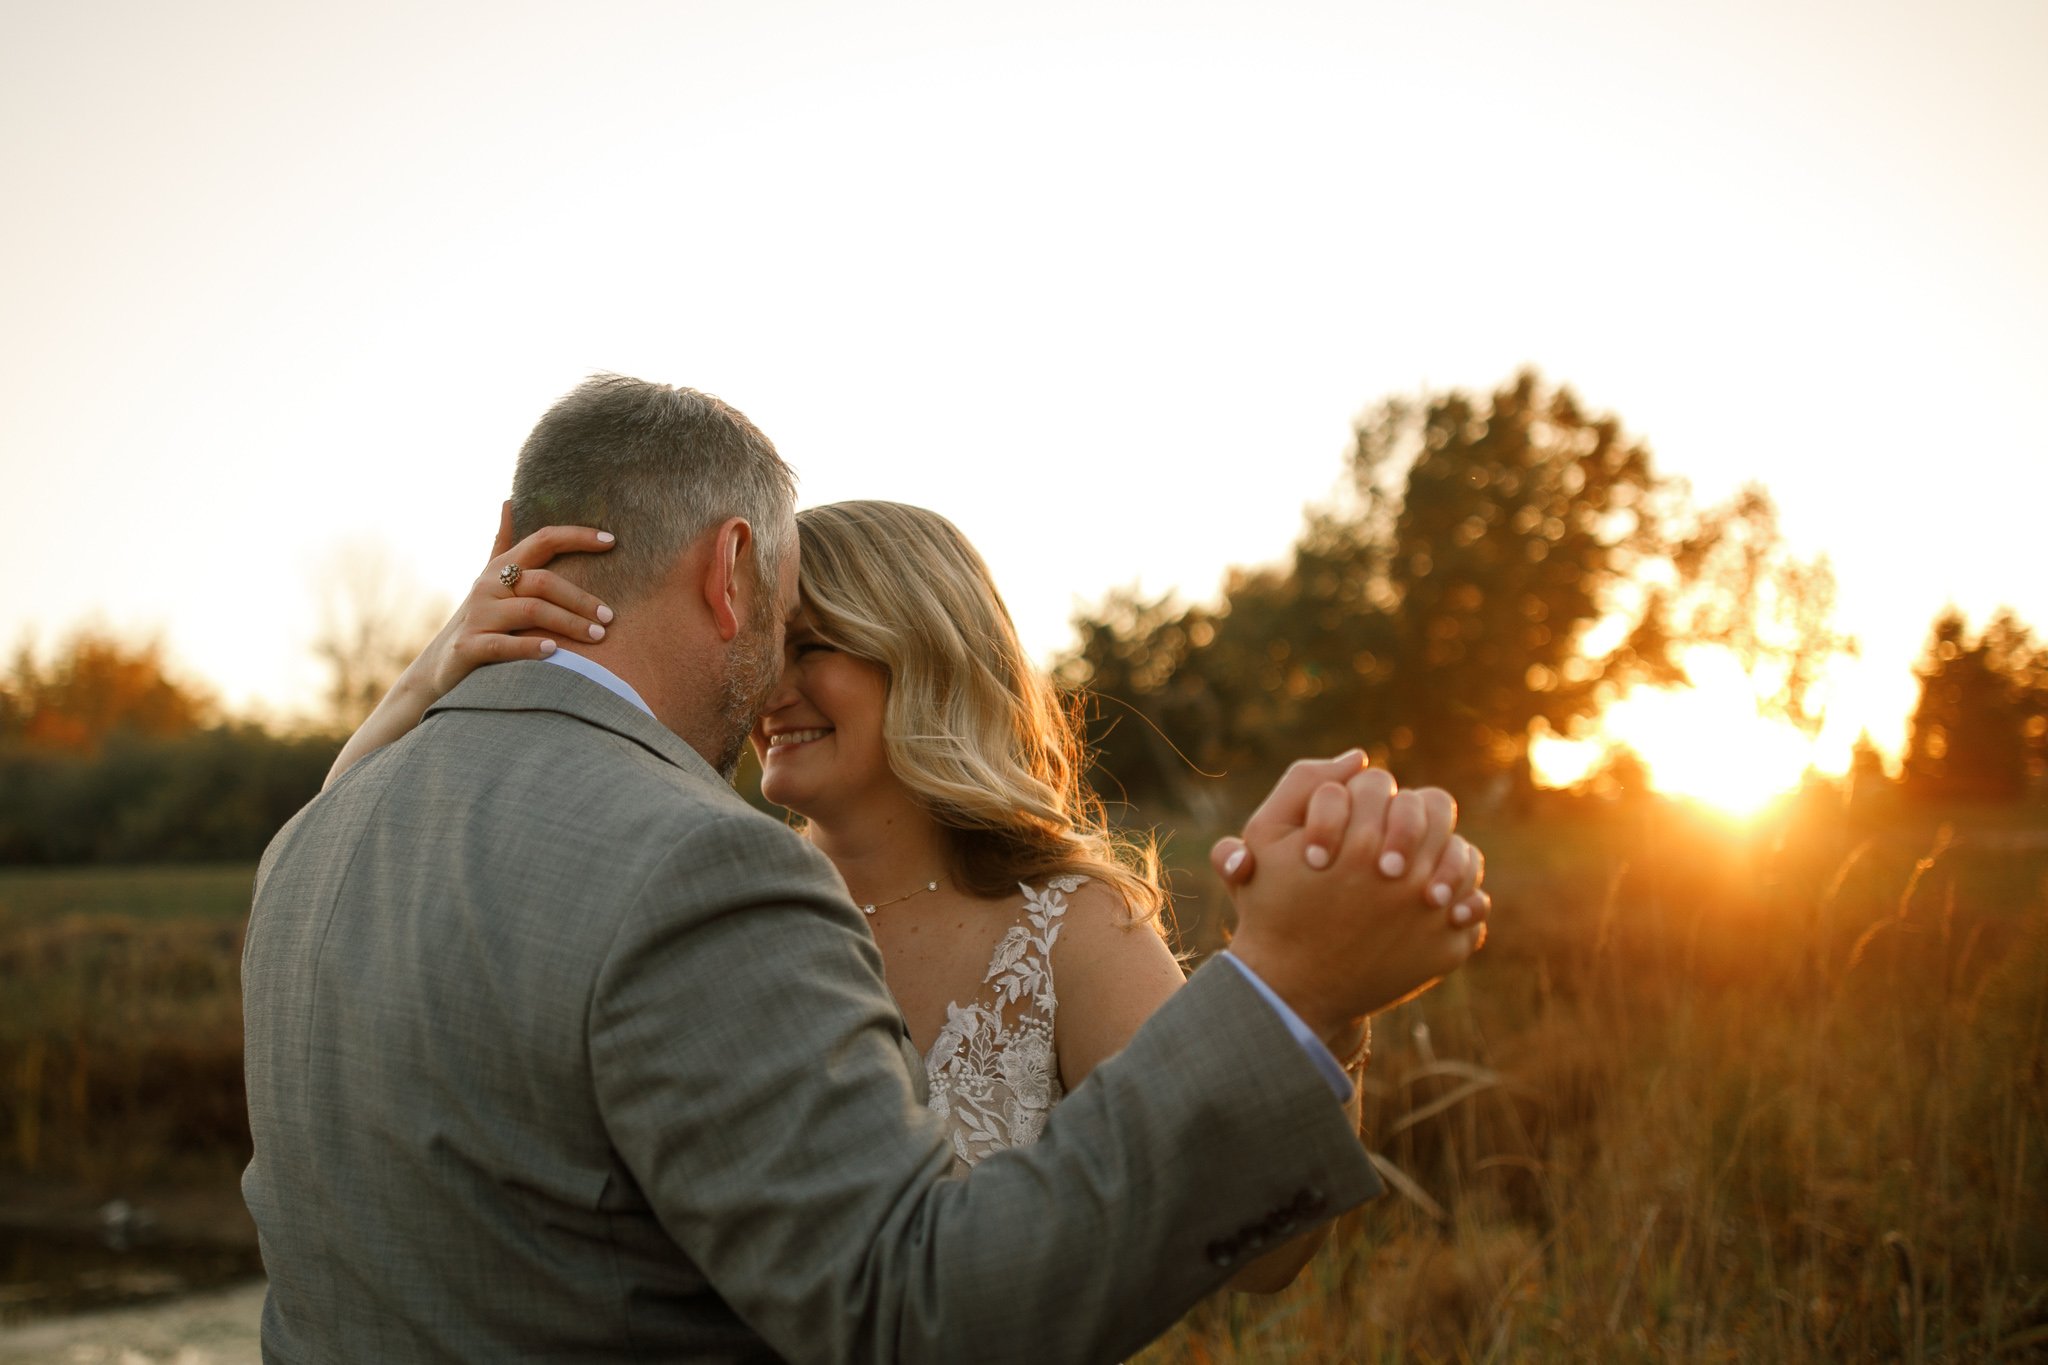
[1452,902,1473,926]
[588,623,605,641]
[1306,845,1331,870]
[538,639,557,656]
[596,531,615,543]
[1223,848,1246,876]
[1379,852,1405,878]
[1430,883,1452,906]
[596,604,615,624]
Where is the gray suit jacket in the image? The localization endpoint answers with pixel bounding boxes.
[242,661,1379,1364]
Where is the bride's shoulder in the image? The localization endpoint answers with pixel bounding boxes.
[1015,872,1114,918]
[1029,872,1188,1087]
[1024,874,1166,957]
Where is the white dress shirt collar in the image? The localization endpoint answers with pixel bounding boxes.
[542,648,655,718]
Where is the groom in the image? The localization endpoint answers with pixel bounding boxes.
[242,375,1488,1364]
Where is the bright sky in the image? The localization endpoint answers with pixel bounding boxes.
[5,1,2043,790]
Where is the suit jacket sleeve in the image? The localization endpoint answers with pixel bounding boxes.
[589,811,1381,1365]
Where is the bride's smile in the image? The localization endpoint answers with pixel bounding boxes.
[763,727,830,749]
[751,616,899,822]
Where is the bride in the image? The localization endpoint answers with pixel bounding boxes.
[332,499,1488,1292]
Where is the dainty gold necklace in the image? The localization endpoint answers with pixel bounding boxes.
[860,878,943,916]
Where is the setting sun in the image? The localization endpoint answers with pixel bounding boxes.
[1532,647,1848,817]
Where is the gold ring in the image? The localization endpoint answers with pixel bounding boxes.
[498,563,523,590]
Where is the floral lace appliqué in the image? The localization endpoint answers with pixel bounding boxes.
[924,875,1082,1166]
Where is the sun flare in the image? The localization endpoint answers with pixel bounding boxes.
[1532,648,1851,818]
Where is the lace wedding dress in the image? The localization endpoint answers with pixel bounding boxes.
[923,875,1081,1166]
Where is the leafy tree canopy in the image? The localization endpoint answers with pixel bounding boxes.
[1,630,213,755]
[1064,370,1855,810]
[1903,607,2048,803]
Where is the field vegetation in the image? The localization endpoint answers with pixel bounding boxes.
[1140,795,2048,1362]
[0,865,252,1186]
[1,795,2041,1358]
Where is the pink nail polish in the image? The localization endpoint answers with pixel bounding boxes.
[588,623,605,641]
[1379,852,1405,878]
[596,531,615,544]
[597,605,615,624]
[1307,845,1331,870]
[538,639,557,656]
[1430,883,1452,906]
[1452,903,1472,926]
[1223,848,1246,876]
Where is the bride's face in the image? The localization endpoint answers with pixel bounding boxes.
[751,616,900,821]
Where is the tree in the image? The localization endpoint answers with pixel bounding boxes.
[1362,371,1679,788]
[1065,370,1688,805]
[1664,484,1856,740]
[1061,589,1241,823]
[306,541,447,730]
[0,630,212,754]
[1979,609,2048,788]
[1901,608,2037,803]
[1065,370,1862,814]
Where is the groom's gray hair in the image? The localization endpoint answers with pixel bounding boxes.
[510,375,798,607]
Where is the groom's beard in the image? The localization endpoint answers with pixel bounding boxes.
[712,613,781,782]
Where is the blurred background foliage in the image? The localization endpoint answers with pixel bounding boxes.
[1905,607,2048,804]
[0,634,339,865]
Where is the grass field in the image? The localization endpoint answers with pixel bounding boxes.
[1,795,2043,1360]
[1139,798,2048,1361]
[0,864,254,927]
[0,864,252,1184]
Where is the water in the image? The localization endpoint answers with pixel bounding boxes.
[0,1224,263,1323]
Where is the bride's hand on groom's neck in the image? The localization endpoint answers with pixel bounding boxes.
[323,512,619,789]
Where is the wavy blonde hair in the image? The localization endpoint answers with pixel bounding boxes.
[794,501,1164,925]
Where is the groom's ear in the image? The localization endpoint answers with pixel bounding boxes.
[491,500,516,558]
[702,517,754,642]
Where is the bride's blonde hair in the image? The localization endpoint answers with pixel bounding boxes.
[794,501,1164,924]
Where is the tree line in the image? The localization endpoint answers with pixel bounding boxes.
[1058,370,2043,814]
[0,635,338,863]
[3,369,2043,864]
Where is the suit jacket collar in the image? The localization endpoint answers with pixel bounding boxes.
[425,660,731,794]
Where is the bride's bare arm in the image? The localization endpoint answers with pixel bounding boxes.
[325,507,616,788]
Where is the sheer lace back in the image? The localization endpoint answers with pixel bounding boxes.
[924,875,1082,1166]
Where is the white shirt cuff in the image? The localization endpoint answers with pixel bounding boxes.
[1218,951,1353,1101]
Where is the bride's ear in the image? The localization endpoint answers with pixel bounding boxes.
[702,517,754,642]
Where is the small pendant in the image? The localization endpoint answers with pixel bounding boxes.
[860,880,941,917]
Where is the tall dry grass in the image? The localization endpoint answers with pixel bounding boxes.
[0,866,251,1186]
[1141,796,2048,1362]
[1,805,2041,1358]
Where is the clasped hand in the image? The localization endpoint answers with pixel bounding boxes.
[1211,753,1490,1055]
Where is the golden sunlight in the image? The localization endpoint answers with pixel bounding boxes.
[1532,648,1842,818]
